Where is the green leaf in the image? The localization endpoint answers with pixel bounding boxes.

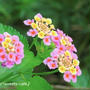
[35,40,54,59]
[29,76,53,90]
[16,76,53,90]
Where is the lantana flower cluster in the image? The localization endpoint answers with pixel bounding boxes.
[24,13,57,46]
[0,32,24,68]
[24,13,81,83]
[43,29,81,83]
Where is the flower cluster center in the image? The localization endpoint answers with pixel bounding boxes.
[1,37,15,54]
[58,55,73,69]
[38,22,50,34]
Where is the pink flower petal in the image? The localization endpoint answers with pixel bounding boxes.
[24,19,34,26]
[66,35,73,42]
[50,48,60,59]
[15,47,23,54]
[57,29,64,38]
[63,71,72,82]
[43,57,52,65]
[76,66,82,76]
[53,41,60,47]
[35,13,42,18]
[15,41,24,48]
[8,52,15,61]
[58,45,65,52]
[14,54,22,64]
[43,36,51,46]
[0,53,7,62]
[5,60,14,69]
[71,74,77,83]
[47,61,58,69]
[12,35,19,44]
[0,34,4,43]
[4,32,11,38]
[0,47,5,54]
[71,52,78,59]
[70,44,77,52]
[51,35,60,43]
[27,29,38,37]
[1,62,6,67]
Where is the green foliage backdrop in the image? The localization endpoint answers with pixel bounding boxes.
[0,0,90,89]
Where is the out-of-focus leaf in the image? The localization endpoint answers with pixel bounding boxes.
[29,76,53,90]
[16,76,52,90]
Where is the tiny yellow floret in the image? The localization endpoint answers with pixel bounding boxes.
[65,50,71,56]
[46,18,52,24]
[50,24,55,29]
[60,39,66,45]
[70,67,76,75]
[58,66,66,73]
[5,38,11,43]
[34,16,40,21]
[2,41,8,48]
[38,31,45,39]
[42,18,46,22]
[73,59,79,66]
[31,23,37,29]
[50,30,57,36]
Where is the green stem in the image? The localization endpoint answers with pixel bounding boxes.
[3,74,19,82]
[29,40,34,49]
[20,73,27,81]
[3,70,58,82]
[32,69,58,76]
[29,37,37,49]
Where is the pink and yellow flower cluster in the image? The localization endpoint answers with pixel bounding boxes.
[0,32,24,68]
[43,29,81,83]
[24,13,81,83]
[24,13,57,46]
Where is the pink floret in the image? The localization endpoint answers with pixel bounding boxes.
[27,29,38,37]
[43,57,52,65]
[24,19,34,26]
[43,36,51,46]
[47,61,58,69]
[35,13,42,18]
[63,71,72,82]
[5,60,14,69]
[0,34,4,43]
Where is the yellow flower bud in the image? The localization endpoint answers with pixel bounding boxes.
[70,67,76,75]
[42,18,46,22]
[31,23,37,29]
[2,41,8,48]
[34,16,40,21]
[46,18,52,24]
[73,59,79,66]
[38,31,45,39]
[50,30,57,36]
[58,66,66,73]
[60,39,66,45]
[5,38,11,43]
[50,24,55,29]
[65,50,71,56]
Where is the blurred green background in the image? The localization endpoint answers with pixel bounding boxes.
[0,0,90,89]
